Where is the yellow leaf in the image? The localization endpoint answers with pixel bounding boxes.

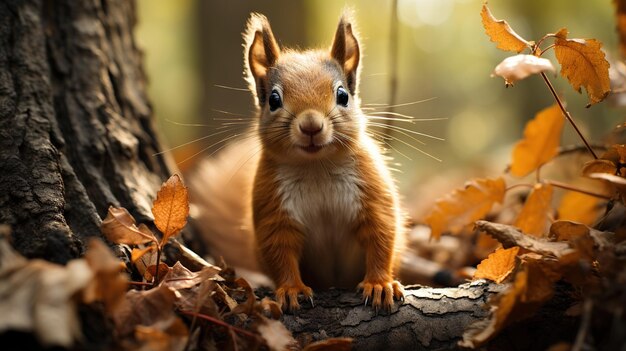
[424,177,506,240]
[514,184,553,237]
[131,246,156,264]
[474,246,519,283]
[480,3,532,53]
[557,191,603,226]
[510,104,565,177]
[101,206,157,245]
[152,174,189,245]
[554,30,611,105]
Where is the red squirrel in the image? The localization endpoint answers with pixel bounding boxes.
[189,11,406,311]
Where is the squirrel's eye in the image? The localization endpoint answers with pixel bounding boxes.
[336,86,349,107]
[268,90,282,112]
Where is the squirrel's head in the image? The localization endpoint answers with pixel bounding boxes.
[244,11,363,162]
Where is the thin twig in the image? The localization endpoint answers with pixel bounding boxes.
[546,180,611,199]
[539,72,598,159]
[179,310,260,340]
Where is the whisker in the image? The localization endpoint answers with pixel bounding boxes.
[176,132,246,165]
[213,84,249,92]
[365,97,438,110]
[367,122,444,141]
[153,127,240,156]
[163,118,214,128]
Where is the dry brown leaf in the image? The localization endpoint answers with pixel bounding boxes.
[145,263,171,284]
[303,338,353,351]
[582,159,618,176]
[83,238,129,313]
[480,3,532,53]
[160,262,220,290]
[514,183,554,237]
[113,285,177,337]
[257,316,298,351]
[493,54,555,86]
[557,191,603,226]
[554,29,611,105]
[229,278,257,316]
[587,172,626,202]
[424,177,506,240]
[101,206,158,245]
[0,235,93,347]
[601,144,626,165]
[475,220,575,258]
[549,220,590,241]
[152,174,189,245]
[473,246,520,283]
[135,316,189,351]
[510,104,565,177]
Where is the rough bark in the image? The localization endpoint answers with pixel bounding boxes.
[277,281,505,351]
[0,0,177,264]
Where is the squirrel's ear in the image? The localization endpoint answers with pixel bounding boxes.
[244,13,281,107]
[330,10,361,95]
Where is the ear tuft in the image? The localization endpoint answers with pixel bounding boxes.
[243,13,281,107]
[330,9,361,95]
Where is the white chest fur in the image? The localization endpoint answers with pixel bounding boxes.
[275,159,365,288]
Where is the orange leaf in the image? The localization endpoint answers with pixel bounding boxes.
[557,191,603,226]
[554,30,611,105]
[131,246,156,264]
[582,159,617,176]
[473,246,519,283]
[152,174,189,245]
[514,184,553,237]
[101,206,157,245]
[600,144,626,166]
[510,104,565,177]
[424,177,506,240]
[480,3,532,53]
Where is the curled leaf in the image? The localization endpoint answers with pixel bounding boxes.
[424,177,506,240]
[510,104,565,177]
[582,159,617,176]
[152,174,189,244]
[554,29,611,105]
[493,54,555,86]
[480,3,532,53]
[101,206,157,245]
[513,184,554,237]
[473,247,519,283]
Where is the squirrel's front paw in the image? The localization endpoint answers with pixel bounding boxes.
[275,282,313,311]
[358,279,404,311]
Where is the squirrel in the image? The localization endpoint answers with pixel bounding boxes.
[187,11,407,311]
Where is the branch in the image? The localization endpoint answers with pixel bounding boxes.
[277,281,504,350]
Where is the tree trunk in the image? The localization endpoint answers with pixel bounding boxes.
[0,0,177,264]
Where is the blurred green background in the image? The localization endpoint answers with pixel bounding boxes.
[135,0,622,206]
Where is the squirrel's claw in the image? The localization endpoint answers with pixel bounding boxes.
[358,279,404,311]
[275,283,313,312]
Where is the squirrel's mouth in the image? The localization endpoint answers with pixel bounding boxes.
[299,144,323,153]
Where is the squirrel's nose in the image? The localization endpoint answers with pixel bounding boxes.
[299,121,323,136]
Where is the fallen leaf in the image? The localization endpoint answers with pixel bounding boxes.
[135,316,189,351]
[113,285,177,337]
[83,238,129,313]
[475,221,575,258]
[303,338,353,351]
[549,220,592,242]
[510,104,565,177]
[554,29,611,105]
[424,177,507,239]
[145,263,171,284]
[152,174,189,245]
[229,278,257,316]
[582,159,618,176]
[160,262,220,290]
[257,316,297,351]
[473,247,520,283]
[0,234,93,347]
[601,144,626,165]
[480,3,532,53]
[514,183,553,237]
[101,206,157,245]
[557,191,603,226]
[493,54,555,86]
[587,172,626,202]
[132,246,156,264]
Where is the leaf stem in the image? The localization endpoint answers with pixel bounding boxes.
[153,247,162,287]
[179,310,260,340]
[539,72,598,159]
[545,180,611,199]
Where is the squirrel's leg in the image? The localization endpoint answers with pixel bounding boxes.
[356,213,404,311]
[256,218,312,311]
